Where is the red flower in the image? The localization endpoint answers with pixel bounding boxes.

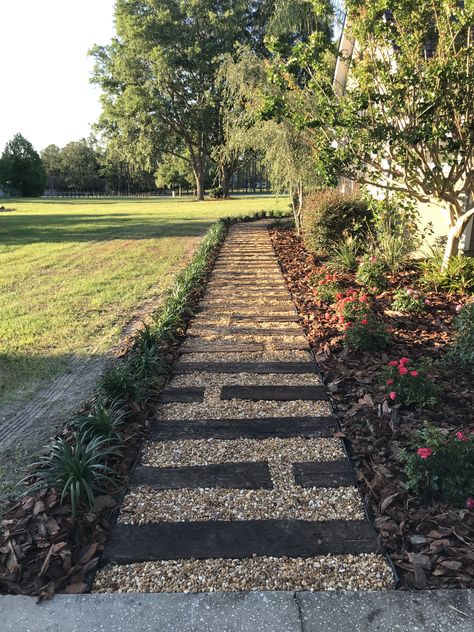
[389,391,397,401]
[359,294,368,303]
[388,360,398,367]
[466,497,474,510]
[417,447,433,459]
[386,378,394,385]
[336,293,343,300]
[399,357,410,366]
[361,319,368,325]
[325,312,331,320]
[399,366,409,376]
[410,370,419,377]
[344,322,351,330]
[456,432,468,442]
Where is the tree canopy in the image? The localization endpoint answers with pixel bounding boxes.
[0,134,46,197]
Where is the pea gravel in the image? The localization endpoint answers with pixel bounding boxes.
[180,350,312,362]
[93,554,393,593]
[169,372,322,388]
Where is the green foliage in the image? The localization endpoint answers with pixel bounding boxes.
[155,154,193,192]
[28,434,120,515]
[334,289,370,324]
[302,190,372,256]
[316,281,342,304]
[400,424,474,506]
[383,358,439,408]
[0,133,46,196]
[71,401,127,443]
[418,249,474,294]
[343,316,391,352]
[326,237,360,272]
[391,288,426,315]
[447,303,474,373]
[355,255,388,292]
[368,196,425,273]
[60,139,99,191]
[209,186,224,199]
[100,362,140,403]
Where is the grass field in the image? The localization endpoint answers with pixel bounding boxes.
[0,195,284,406]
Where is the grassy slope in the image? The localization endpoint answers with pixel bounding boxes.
[0,196,284,405]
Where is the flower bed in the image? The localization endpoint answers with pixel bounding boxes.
[270,225,474,590]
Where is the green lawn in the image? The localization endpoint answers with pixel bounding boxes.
[0,195,284,406]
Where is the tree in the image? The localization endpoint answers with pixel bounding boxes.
[0,133,46,196]
[155,154,193,196]
[60,140,99,191]
[269,0,474,265]
[91,0,253,201]
[41,144,62,189]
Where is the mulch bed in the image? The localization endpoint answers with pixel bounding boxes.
[270,226,474,590]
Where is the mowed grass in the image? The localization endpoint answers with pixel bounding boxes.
[0,196,284,406]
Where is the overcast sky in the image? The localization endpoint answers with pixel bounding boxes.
[0,0,116,153]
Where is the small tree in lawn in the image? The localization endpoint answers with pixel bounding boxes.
[270,0,474,266]
[0,133,46,196]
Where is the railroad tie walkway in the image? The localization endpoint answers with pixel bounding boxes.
[94,222,393,593]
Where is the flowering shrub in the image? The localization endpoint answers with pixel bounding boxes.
[391,288,426,315]
[400,423,474,506]
[355,255,388,291]
[334,289,370,325]
[309,265,330,286]
[382,358,439,407]
[316,281,343,304]
[343,315,391,352]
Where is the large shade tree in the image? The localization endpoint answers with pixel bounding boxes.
[267,0,474,264]
[91,0,255,200]
[0,133,46,197]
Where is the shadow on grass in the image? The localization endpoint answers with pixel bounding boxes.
[0,215,214,246]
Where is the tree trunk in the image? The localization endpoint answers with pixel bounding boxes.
[221,166,232,199]
[442,204,474,269]
[291,180,304,235]
[193,165,205,201]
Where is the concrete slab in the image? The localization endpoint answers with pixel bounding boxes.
[1,590,473,632]
[0,592,302,632]
[297,589,474,632]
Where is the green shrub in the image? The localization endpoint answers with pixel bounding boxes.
[382,358,439,407]
[419,249,474,294]
[100,362,140,403]
[208,186,224,199]
[446,302,474,372]
[327,237,360,272]
[391,288,426,315]
[316,282,342,304]
[334,288,370,324]
[28,434,121,515]
[343,316,391,352]
[71,401,127,443]
[302,190,372,256]
[355,255,388,291]
[400,423,474,506]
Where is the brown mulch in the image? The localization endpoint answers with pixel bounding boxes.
[270,226,474,590]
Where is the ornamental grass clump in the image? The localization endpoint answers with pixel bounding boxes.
[326,237,360,272]
[391,288,427,315]
[446,302,474,374]
[383,358,440,407]
[71,401,127,443]
[400,423,474,507]
[355,255,388,292]
[343,315,391,352]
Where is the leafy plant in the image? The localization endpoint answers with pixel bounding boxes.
[327,237,360,272]
[316,281,342,304]
[446,302,474,373]
[71,401,127,443]
[382,358,440,408]
[334,289,370,325]
[419,248,474,294]
[355,255,388,291]
[391,288,426,315]
[342,315,391,352]
[400,423,474,507]
[28,434,121,515]
[99,361,140,403]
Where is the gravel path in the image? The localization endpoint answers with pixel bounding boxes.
[95,221,392,594]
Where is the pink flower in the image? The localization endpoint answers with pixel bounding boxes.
[361,319,368,325]
[410,370,419,377]
[399,366,409,376]
[371,286,378,293]
[386,378,394,385]
[388,360,398,367]
[466,497,474,510]
[456,431,468,442]
[344,322,351,330]
[369,255,377,263]
[406,288,414,295]
[417,447,433,459]
[325,312,331,320]
[399,357,410,366]
[389,391,397,401]
[424,299,431,306]
[359,294,368,303]
[336,292,343,300]
[455,304,463,313]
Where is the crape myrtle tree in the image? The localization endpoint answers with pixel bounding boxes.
[91,0,256,201]
[268,0,474,265]
[0,133,46,196]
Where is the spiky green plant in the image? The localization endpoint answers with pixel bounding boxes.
[99,362,139,403]
[71,401,127,442]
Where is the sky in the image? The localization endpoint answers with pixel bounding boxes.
[0,0,116,153]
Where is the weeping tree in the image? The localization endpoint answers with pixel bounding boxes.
[91,0,252,201]
[267,0,474,265]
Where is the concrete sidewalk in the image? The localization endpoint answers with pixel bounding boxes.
[1,590,473,632]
